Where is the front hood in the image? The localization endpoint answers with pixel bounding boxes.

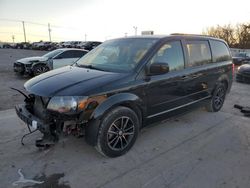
[17,56,48,64]
[24,66,123,97]
[238,64,250,72]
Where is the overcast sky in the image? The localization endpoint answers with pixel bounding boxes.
[0,0,250,42]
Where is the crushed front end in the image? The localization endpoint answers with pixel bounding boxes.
[15,91,104,148]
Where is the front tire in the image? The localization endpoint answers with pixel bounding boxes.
[33,64,49,76]
[206,83,226,112]
[96,106,139,157]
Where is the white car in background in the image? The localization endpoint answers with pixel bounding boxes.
[14,48,88,76]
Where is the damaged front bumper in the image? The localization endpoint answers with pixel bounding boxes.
[15,103,86,147]
[15,104,57,147]
[15,104,51,132]
[13,62,32,75]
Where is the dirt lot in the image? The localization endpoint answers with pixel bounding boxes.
[0,49,46,110]
[0,49,250,188]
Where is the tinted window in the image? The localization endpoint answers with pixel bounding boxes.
[43,49,63,58]
[186,40,212,67]
[59,50,84,58]
[210,40,231,62]
[72,50,88,58]
[150,41,184,71]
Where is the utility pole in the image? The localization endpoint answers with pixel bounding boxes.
[84,34,87,41]
[133,26,137,36]
[48,23,52,42]
[12,35,15,43]
[22,21,27,42]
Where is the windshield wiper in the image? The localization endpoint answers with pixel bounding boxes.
[76,64,105,71]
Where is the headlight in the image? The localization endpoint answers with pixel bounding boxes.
[47,96,88,113]
[237,66,241,71]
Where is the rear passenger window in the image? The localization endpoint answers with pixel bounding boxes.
[186,40,212,67]
[59,51,87,59]
[210,40,231,62]
[58,51,75,58]
[72,50,88,58]
[150,41,184,71]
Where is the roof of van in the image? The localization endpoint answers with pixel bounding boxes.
[117,34,225,42]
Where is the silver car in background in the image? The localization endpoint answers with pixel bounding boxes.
[13,48,88,76]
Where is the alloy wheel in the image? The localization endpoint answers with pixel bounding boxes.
[107,116,135,151]
[213,87,225,110]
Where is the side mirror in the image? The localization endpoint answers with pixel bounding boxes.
[148,62,169,76]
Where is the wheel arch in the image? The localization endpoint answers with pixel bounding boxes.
[31,62,49,70]
[215,74,230,93]
[85,93,146,146]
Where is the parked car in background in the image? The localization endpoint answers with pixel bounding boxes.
[61,41,70,48]
[70,41,82,48]
[76,41,86,48]
[236,64,250,83]
[32,41,45,50]
[77,41,102,50]
[15,42,32,49]
[2,43,14,48]
[232,52,250,65]
[55,41,65,49]
[47,42,58,51]
[15,35,233,157]
[13,48,88,76]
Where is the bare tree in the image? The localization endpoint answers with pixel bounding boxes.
[203,24,236,47]
[203,23,250,49]
[236,23,250,49]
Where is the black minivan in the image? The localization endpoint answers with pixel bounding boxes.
[15,34,233,157]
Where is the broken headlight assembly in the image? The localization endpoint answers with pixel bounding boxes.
[47,96,88,114]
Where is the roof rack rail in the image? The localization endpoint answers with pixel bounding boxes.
[170,33,209,37]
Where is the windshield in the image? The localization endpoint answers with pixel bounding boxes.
[76,38,157,73]
[43,49,63,58]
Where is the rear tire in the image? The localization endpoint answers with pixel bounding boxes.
[96,106,139,158]
[206,83,226,112]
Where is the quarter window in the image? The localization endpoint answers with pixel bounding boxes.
[210,40,231,62]
[150,41,184,71]
[186,40,212,67]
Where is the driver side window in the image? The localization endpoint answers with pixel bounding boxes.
[150,41,184,71]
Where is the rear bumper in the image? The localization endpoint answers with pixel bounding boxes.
[15,104,51,133]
